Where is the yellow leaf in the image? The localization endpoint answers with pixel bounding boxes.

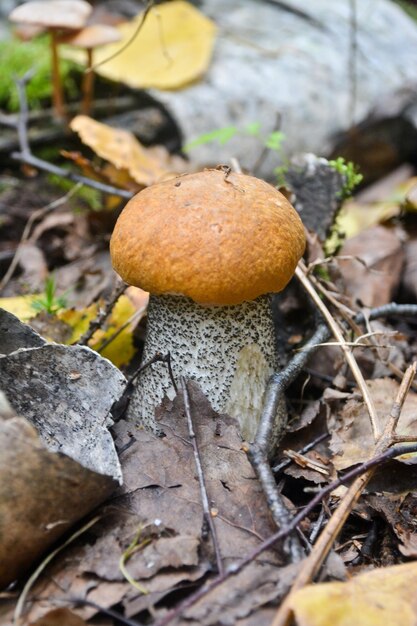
[93,294,137,368]
[336,176,417,240]
[70,115,185,187]
[58,302,98,344]
[289,562,417,626]
[0,295,39,321]
[64,1,217,90]
[58,295,141,368]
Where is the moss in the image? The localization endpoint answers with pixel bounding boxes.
[395,0,417,21]
[0,36,79,112]
[48,174,102,211]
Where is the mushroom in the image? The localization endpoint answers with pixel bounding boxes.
[61,24,122,115]
[110,169,306,442]
[9,0,92,120]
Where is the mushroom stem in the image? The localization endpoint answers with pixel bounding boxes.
[81,48,94,115]
[50,28,66,120]
[126,293,286,442]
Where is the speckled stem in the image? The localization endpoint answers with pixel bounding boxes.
[126,294,286,442]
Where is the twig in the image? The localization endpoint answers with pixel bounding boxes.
[296,260,381,439]
[77,279,128,345]
[89,1,154,72]
[249,323,332,563]
[256,323,330,451]
[181,378,224,576]
[71,598,144,626]
[249,441,305,562]
[111,353,177,421]
[96,307,146,353]
[153,438,417,626]
[272,433,330,473]
[0,183,82,293]
[271,363,417,626]
[254,303,417,457]
[12,151,133,199]
[11,72,133,199]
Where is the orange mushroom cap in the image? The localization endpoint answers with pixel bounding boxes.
[110,169,306,306]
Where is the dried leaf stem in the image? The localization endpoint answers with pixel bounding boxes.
[296,260,381,439]
[181,378,224,576]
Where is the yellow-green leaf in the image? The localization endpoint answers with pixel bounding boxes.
[289,561,417,626]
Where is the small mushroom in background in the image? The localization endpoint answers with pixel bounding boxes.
[110,169,306,443]
[61,24,122,115]
[9,0,92,120]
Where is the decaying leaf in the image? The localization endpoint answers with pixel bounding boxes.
[22,384,298,625]
[70,115,186,187]
[329,378,417,470]
[30,608,90,626]
[289,561,417,626]
[64,1,217,90]
[338,225,404,307]
[367,492,417,557]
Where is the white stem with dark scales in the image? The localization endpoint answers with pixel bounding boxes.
[126,294,286,442]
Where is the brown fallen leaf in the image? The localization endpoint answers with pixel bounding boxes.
[22,383,297,625]
[367,492,417,558]
[329,378,417,470]
[288,561,417,626]
[30,607,90,626]
[337,224,405,307]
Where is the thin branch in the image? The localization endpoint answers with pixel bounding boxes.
[111,352,177,421]
[96,307,146,353]
[182,378,224,576]
[12,151,133,199]
[272,433,330,474]
[11,71,133,199]
[296,260,381,439]
[71,598,144,626]
[89,1,154,72]
[77,279,128,345]
[249,442,305,562]
[256,323,330,451]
